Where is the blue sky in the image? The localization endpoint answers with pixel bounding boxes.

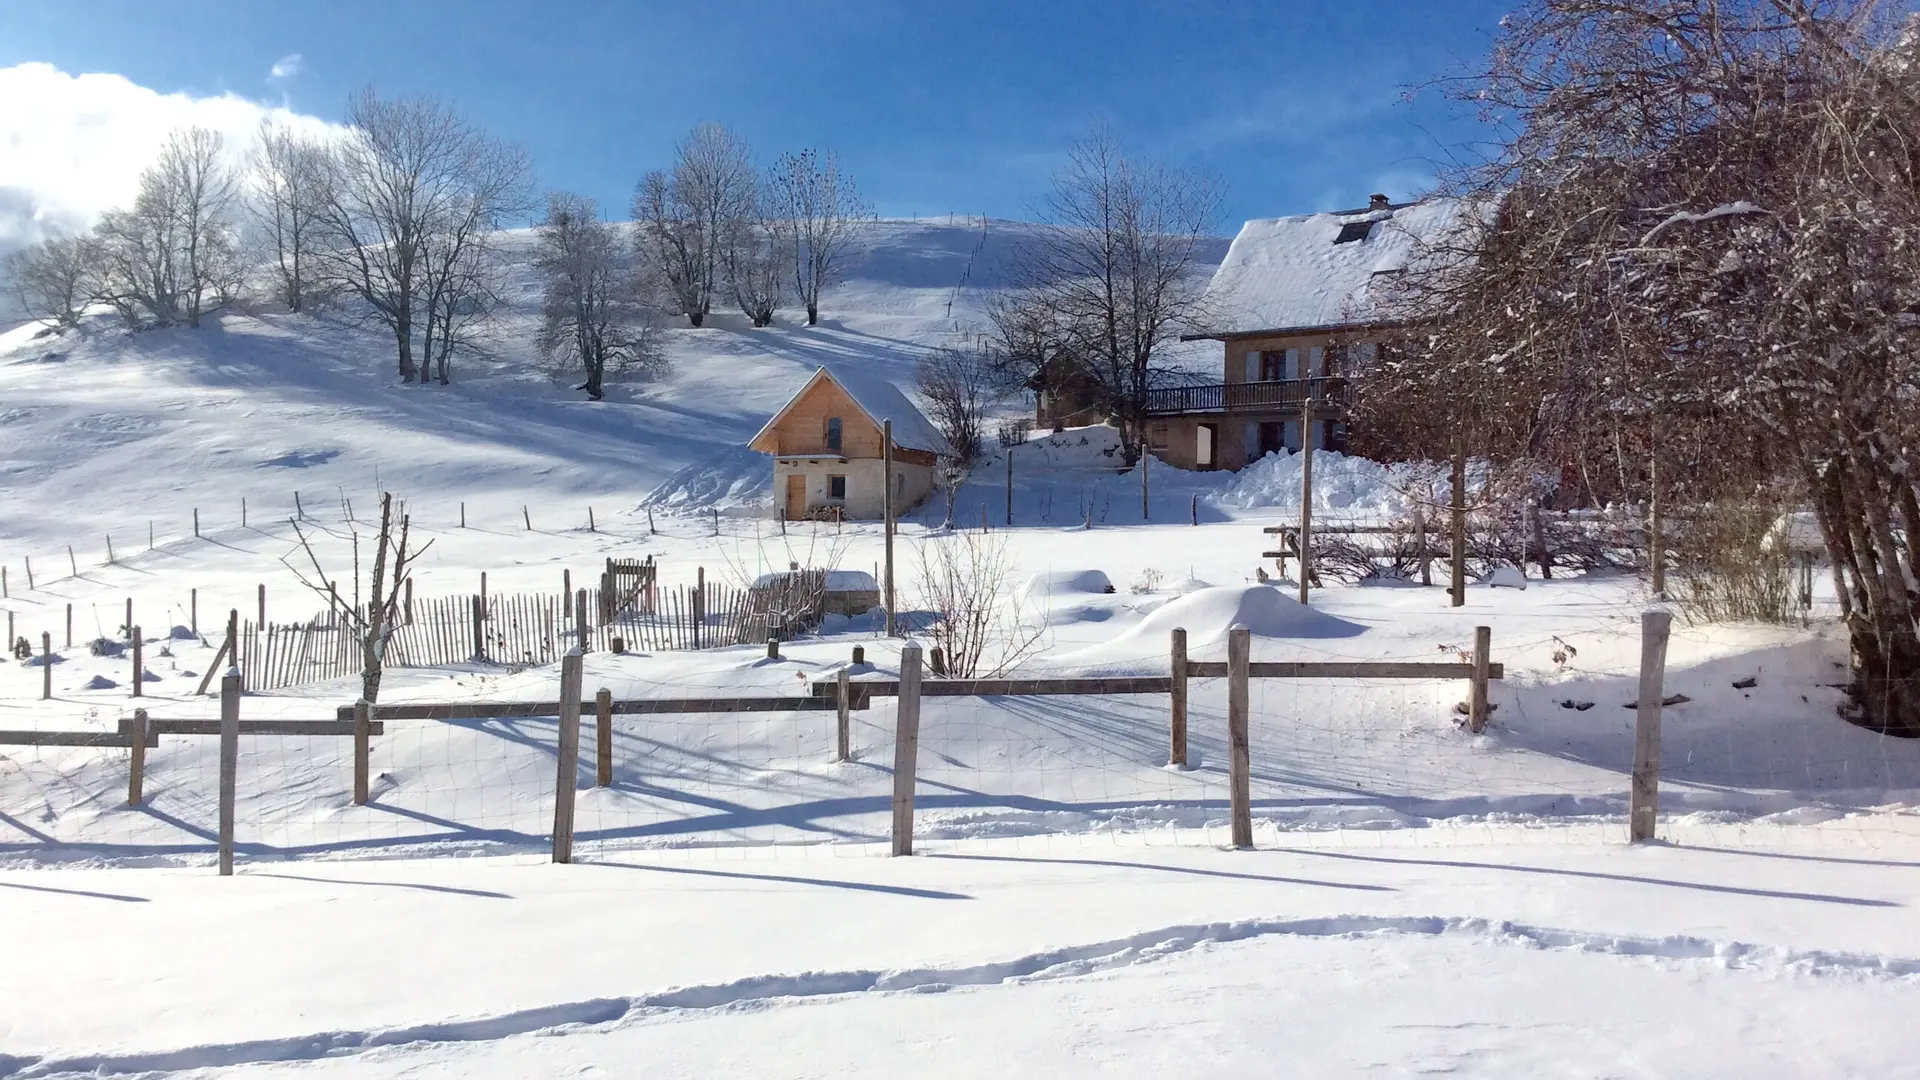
[2,0,1515,228]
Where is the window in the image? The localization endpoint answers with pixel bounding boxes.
[825,417,842,452]
[1259,351,1286,382]
[828,475,847,499]
[1333,220,1374,244]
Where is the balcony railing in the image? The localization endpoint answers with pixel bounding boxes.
[1143,377,1349,416]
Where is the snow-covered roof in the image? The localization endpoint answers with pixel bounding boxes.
[751,569,880,591]
[750,366,952,457]
[1195,198,1479,338]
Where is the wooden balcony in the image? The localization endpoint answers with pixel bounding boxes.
[1143,377,1349,417]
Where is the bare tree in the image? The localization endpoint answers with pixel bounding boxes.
[1365,0,1920,735]
[1015,125,1222,463]
[89,126,242,328]
[767,148,873,325]
[311,89,530,382]
[918,339,999,467]
[2,234,95,330]
[283,492,428,703]
[724,185,786,326]
[914,530,1047,677]
[984,288,1088,431]
[248,120,329,313]
[535,192,665,399]
[632,123,757,328]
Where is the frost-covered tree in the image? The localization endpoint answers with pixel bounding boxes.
[535,192,664,400]
[1013,125,1222,464]
[91,126,243,328]
[766,148,872,325]
[310,89,531,383]
[633,122,757,327]
[724,187,787,327]
[247,120,330,313]
[2,234,95,330]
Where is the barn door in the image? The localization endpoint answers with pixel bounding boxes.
[785,473,807,520]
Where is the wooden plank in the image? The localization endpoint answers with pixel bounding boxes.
[1187,661,1504,681]
[0,730,152,748]
[807,677,1173,698]
[150,719,386,736]
[356,697,837,721]
[551,649,584,863]
[891,643,923,856]
[1227,626,1252,849]
[1630,611,1672,842]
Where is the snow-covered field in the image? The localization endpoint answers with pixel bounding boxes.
[3,219,1918,1076]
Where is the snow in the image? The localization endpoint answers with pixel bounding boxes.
[1196,198,1481,335]
[2,214,1918,1077]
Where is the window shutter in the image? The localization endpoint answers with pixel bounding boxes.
[1284,348,1299,380]
[1245,350,1260,382]
[1243,421,1259,460]
[1309,346,1325,377]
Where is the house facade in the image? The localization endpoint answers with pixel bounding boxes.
[748,367,948,520]
[1147,195,1468,472]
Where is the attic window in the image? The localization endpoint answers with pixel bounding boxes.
[825,417,843,452]
[1334,221,1375,244]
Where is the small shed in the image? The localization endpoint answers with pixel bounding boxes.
[747,367,950,521]
[751,568,881,617]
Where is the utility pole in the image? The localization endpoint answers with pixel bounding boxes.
[883,420,897,636]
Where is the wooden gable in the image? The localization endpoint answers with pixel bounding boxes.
[748,373,887,458]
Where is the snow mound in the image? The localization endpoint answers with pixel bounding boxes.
[1027,569,1113,597]
[83,675,117,690]
[639,445,771,515]
[1212,450,1427,515]
[1483,566,1528,590]
[1066,584,1366,664]
[168,625,197,640]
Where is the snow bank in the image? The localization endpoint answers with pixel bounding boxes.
[1065,584,1367,664]
[1026,570,1114,597]
[1211,451,1435,516]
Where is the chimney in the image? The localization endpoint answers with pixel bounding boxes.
[1369,193,1391,211]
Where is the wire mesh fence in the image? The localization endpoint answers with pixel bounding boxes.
[6,621,1920,869]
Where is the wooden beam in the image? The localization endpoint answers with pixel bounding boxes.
[0,730,154,748]
[891,643,924,856]
[1186,661,1504,681]
[1168,628,1188,768]
[1630,611,1672,842]
[1227,626,1252,849]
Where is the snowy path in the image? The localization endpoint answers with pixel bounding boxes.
[2,828,1917,1076]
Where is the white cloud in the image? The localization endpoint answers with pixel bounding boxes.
[269,53,303,81]
[0,62,344,254]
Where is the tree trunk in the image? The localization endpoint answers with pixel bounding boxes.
[806,304,819,326]
[394,316,415,383]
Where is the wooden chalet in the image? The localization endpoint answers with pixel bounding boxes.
[748,367,950,521]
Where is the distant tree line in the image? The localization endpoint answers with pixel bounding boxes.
[2,105,877,398]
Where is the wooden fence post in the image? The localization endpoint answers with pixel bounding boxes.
[595,687,613,787]
[127,708,148,806]
[131,627,142,698]
[1191,493,1199,526]
[65,603,71,648]
[353,699,371,805]
[1630,610,1673,842]
[191,588,198,636]
[1469,625,1492,734]
[692,570,703,650]
[836,666,852,762]
[1298,397,1315,606]
[218,669,240,876]
[1228,624,1252,849]
[891,642,924,856]
[1169,627,1189,768]
[575,588,590,652]
[551,649,584,863]
[1140,451,1150,520]
[470,595,484,660]
[41,632,50,700]
[257,584,265,629]
[194,507,200,539]
[1005,448,1014,526]
[1414,501,1432,586]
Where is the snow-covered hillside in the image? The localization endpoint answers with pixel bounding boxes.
[0,218,1225,552]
